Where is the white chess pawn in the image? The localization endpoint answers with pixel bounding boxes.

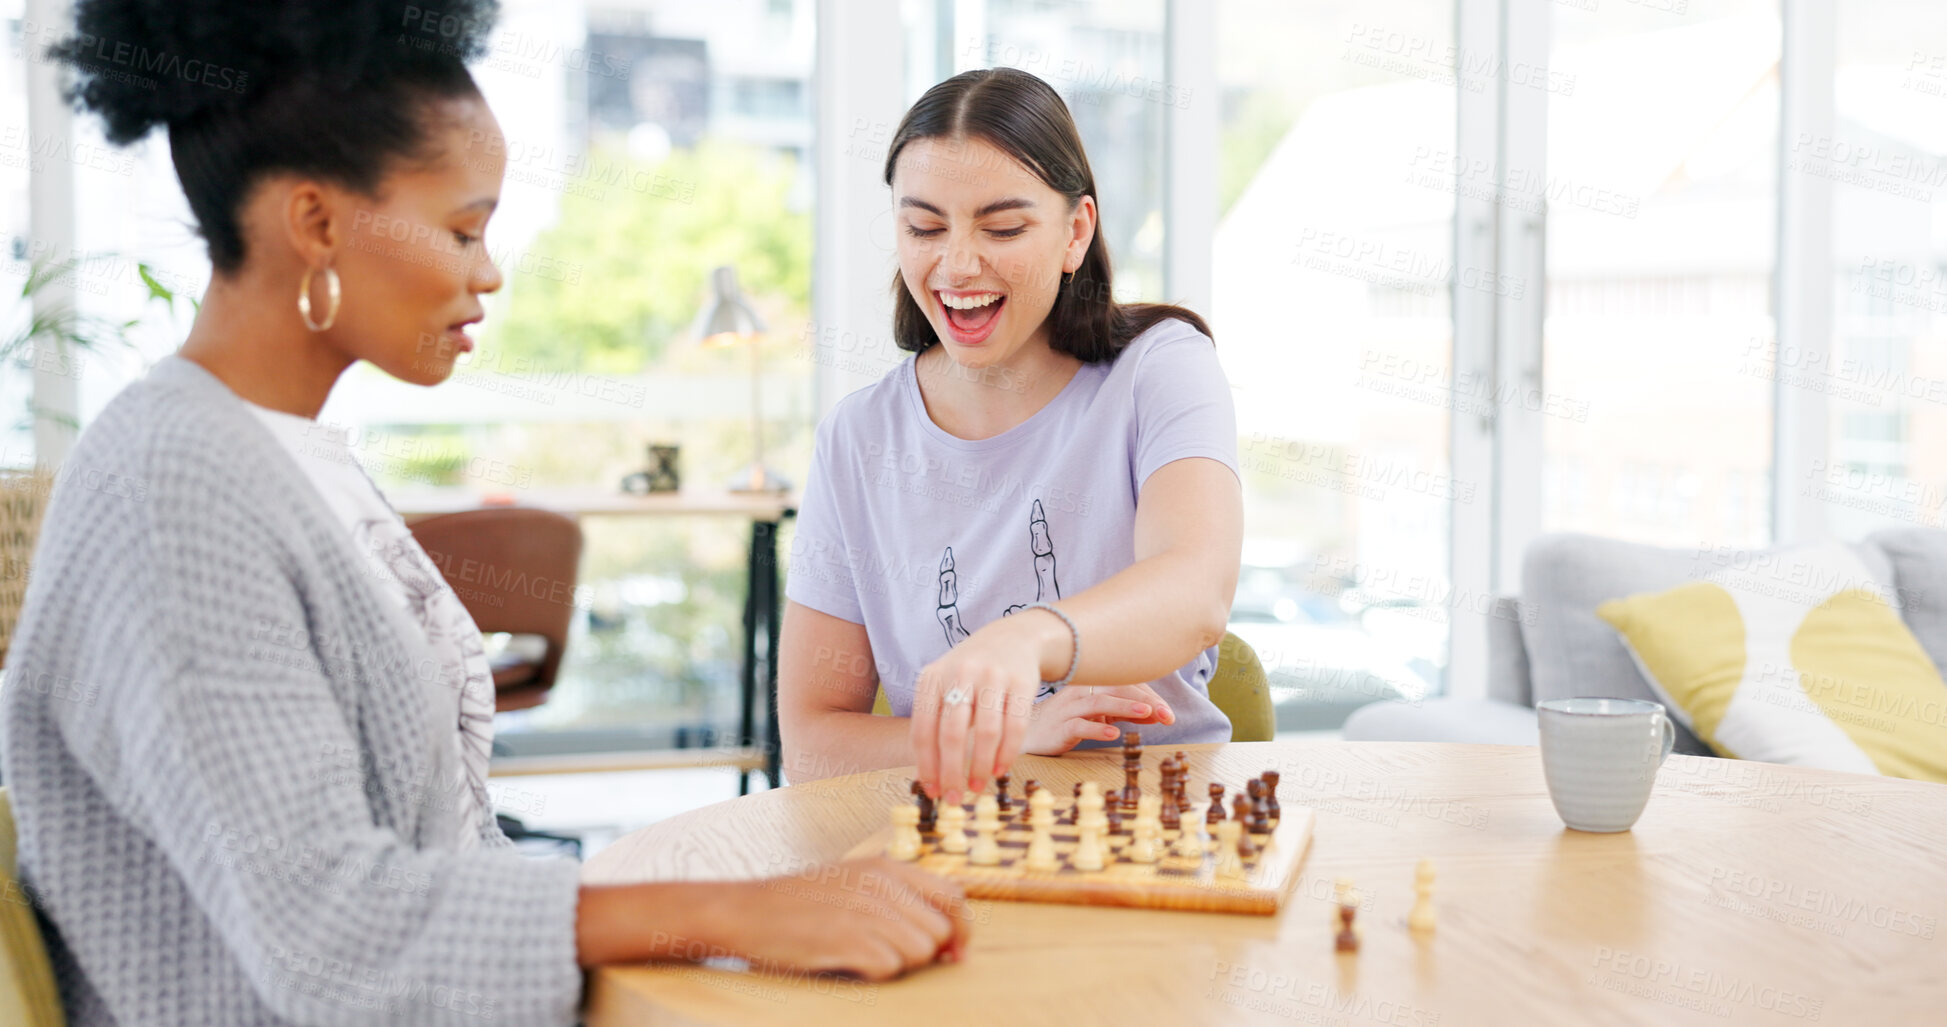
[1173,814,1206,859]
[938,802,970,854]
[1127,794,1161,863]
[1072,782,1108,871]
[888,804,923,862]
[1409,859,1436,933]
[1214,819,1245,879]
[969,794,1002,866]
[1024,787,1060,871]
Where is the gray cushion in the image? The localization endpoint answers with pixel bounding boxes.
[1517,534,1897,758]
[1487,596,1532,706]
[1342,697,1540,746]
[1865,527,1947,680]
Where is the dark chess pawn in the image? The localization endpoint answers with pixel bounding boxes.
[1247,778,1270,834]
[912,779,937,833]
[1232,795,1258,859]
[996,774,1012,813]
[1335,903,1360,953]
[1261,770,1281,825]
[1105,792,1123,833]
[1208,783,1226,825]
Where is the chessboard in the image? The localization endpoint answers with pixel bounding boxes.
[843,737,1314,916]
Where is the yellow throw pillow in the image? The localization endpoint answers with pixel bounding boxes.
[1597,543,1947,782]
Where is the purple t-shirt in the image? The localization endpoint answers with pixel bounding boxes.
[787,318,1239,746]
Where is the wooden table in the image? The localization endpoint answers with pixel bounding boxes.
[392,488,796,792]
[580,741,1947,1026]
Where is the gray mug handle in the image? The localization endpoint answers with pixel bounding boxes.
[1653,710,1676,765]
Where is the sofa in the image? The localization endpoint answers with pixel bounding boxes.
[1342,528,1947,755]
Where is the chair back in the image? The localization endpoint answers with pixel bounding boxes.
[408,508,583,708]
[871,631,1276,742]
[0,470,55,666]
[0,787,65,1027]
[1210,632,1275,741]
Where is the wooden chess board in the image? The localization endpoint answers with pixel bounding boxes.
[843,798,1313,916]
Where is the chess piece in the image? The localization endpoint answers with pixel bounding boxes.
[1121,733,1143,813]
[937,802,970,854]
[1173,811,1206,859]
[1160,788,1181,832]
[1023,778,1040,814]
[1261,770,1281,826]
[995,774,1012,814]
[1024,787,1060,871]
[1072,782,1108,871]
[1409,859,1436,933]
[1247,779,1270,834]
[1232,796,1257,859]
[913,779,937,833]
[888,804,923,862]
[1128,794,1161,863]
[1207,783,1226,825]
[969,795,1002,866]
[1104,790,1123,833]
[1335,893,1361,952]
[1332,876,1353,920]
[1214,819,1245,879]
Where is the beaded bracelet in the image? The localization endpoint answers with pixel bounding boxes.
[1022,602,1080,690]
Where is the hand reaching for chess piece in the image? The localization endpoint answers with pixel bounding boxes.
[577,857,970,982]
[909,609,1176,804]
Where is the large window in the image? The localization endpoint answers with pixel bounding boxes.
[1541,1,1780,550]
[1813,0,1947,537]
[420,0,818,752]
[1212,0,1454,727]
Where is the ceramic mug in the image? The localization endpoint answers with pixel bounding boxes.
[1537,697,1677,832]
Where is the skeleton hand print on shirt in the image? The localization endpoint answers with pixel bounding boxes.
[933,499,1064,696]
[936,547,974,647]
[1001,499,1062,617]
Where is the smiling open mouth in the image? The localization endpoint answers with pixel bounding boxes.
[939,291,1006,343]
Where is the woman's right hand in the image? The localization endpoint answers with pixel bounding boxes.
[713,858,971,981]
[1022,682,1175,756]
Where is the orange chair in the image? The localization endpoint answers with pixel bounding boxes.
[408,508,583,712]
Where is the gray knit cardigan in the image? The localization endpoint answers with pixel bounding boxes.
[0,356,583,1025]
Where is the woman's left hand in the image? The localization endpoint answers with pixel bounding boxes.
[910,613,1051,804]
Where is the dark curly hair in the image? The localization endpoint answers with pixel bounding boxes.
[882,68,1211,361]
[48,0,501,273]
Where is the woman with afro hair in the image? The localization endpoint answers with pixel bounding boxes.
[0,3,966,1023]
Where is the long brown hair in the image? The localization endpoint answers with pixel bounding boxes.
[882,68,1211,361]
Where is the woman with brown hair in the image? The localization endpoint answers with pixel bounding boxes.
[781,69,1244,806]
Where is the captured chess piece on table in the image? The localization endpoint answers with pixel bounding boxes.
[1409,859,1436,934]
[1335,887,1361,953]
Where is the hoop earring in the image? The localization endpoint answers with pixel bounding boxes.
[1061,270,1074,289]
[298,265,342,332]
